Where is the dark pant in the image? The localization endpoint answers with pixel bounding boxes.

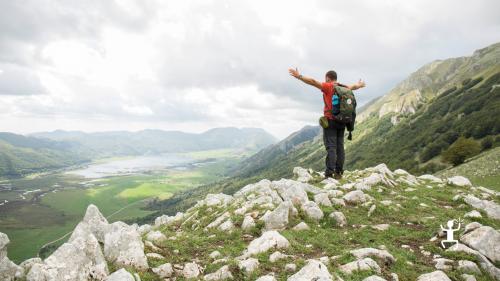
[323,119,345,176]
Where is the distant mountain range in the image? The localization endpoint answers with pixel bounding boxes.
[0,127,277,177]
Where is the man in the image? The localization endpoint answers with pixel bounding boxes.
[288,68,365,179]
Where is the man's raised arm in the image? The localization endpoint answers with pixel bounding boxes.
[288,68,322,90]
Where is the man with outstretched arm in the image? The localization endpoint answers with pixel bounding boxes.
[288,67,365,179]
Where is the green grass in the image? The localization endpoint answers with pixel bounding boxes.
[133,169,499,281]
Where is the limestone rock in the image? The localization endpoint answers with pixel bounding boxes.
[209,251,222,259]
[152,263,173,278]
[464,210,482,218]
[238,258,259,274]
[0,232,9,260]
[269,251,290,263]
[0,257,23,281]
[363,276,387,281]
[264,201,293,230]
[292,222,310,231]
[464,222,482,234]
[204,265,233,280]
[105,268,135,281]
[457,260,480,274]
[272,179,310,205]
[463,195,500,220]
[202,194,234,207]
[460,225,500,263]
[293,167,313,183]
[242,216,255,231]
[350,248,395,265]
[256,275,277,281]
[416,270,451,281]
[287,260,333,281]
[246,231,290,256]
[19,258,42,273]
[155,212,184,227]
[418,174,442,183]
[301,201,324,220]
[447,243,500,281]
[137,224,152,235]
[146,230,167,244]
[218,219,235,232]
[28,241,99,281]
[329,211,347,227]
[339,258,381,275]
[183,262,201,279]
[343,190,369,204]
[81,204,109,243]
[104,221,148,270]
[314,192,332,207]
[461,274,477,281]
[447,176,472,187]
[206,212,230,230]
[285,263,297,272]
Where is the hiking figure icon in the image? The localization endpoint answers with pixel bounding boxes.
[440,218,462,248]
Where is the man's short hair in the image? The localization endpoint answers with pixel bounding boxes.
[326,70,337,81]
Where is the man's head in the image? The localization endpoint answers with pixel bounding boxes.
[325,70,337,82]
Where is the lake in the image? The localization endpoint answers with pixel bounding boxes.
[66,154,195,178]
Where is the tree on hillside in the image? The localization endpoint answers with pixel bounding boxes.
[442,137,481,166]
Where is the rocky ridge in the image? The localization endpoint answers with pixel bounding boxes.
[1,164,499,280]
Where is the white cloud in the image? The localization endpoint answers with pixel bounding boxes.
[0,0,499,139]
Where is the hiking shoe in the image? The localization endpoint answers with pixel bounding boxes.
[324,172,334,179]
[333,173,342,180]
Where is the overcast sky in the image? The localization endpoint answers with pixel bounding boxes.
[0,0,499,139]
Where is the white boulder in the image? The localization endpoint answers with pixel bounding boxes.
[416,270,451,281]
[104,221,148,270]
[246,231,290,256]
[447,176,472,187]
[287,260,332,281]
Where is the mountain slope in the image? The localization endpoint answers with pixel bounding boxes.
[0,133,88,177]
[358,42,500,121]
[3,164,499,280]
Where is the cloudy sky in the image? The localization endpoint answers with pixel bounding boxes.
[0,0,499,139]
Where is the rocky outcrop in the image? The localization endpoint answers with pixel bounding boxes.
[460,226,500,263]
[463,195,500,220]
[104,221,148,270]
[0,233,23,281]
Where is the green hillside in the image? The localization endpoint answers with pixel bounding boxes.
[0,133,88,178]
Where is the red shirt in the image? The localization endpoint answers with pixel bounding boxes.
[321,82,346,119]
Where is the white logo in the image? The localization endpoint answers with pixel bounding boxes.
[346,99,352,105]
[440,218,462,248]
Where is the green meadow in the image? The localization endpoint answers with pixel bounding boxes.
[0,149,243,263]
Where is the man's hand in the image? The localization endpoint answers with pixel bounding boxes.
[348,79,366,91]
[288,67,301,79]
[357,79,366,89]
[288,67,321,89]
